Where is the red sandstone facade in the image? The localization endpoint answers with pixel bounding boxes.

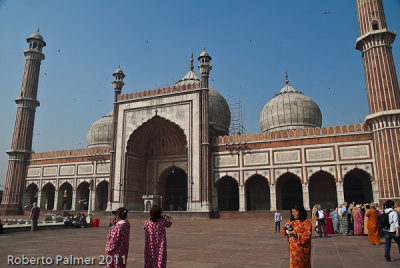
[1,1,399,215]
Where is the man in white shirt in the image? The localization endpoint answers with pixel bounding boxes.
[274,210,282,233]
[315,204,328,237]
[383,200,400,262]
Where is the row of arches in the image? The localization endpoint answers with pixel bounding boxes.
[24,181,109,211]
[217,169,373,211]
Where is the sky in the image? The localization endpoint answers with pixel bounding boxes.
[0,0,400,188]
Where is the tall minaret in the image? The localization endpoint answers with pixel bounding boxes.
[198,48,212,211]
[1,30,46,214]
[356,0,400,203]
[107,66,125,212]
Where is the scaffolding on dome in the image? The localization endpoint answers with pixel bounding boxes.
[228,98,246,135]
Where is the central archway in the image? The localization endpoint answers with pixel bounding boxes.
[125,116,188,210]
[159,168,187,211]
[41,183,55,210]
[276,173,303,210]
[58,182,73,210]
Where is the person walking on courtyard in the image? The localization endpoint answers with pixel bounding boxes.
[30,202,40,231]
[274,210,282,232]
[144,205,172,268]
[311,204,318,233]
[366,205,380,245]
[325,209,335,234]
[382,200,400,262]
[282,205,312,268]
[353,205,364,236]
[363,204,370,235]
[340,202,350,235]
[315,204,327,237]
[105,207,130,268]
[331,208,340,233]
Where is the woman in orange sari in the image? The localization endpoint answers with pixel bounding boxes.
[282,205,312,268]
[366,205,380,245]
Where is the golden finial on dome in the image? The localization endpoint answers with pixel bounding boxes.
[285,68,289,85]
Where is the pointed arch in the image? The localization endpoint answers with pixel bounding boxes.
[276,172,303,210]
[216,176,239,211]
[245,174,270,210]
[343,168,373,204]
[41,182,55,210]
[58,182,73,210]
[308,170,337,209]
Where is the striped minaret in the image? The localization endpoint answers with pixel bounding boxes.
[198,49,212,211]
[0,31,45,215]
[356,0,400,203]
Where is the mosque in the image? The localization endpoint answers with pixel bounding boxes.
[1,0,399,215]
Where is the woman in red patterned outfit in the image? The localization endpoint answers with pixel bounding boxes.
[105,207,130,268]
[144,205,172,268]
[282,205,312,268]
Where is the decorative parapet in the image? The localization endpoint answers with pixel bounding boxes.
[30,146,111,160]
[212,123,370,145]
[117,82,199,102]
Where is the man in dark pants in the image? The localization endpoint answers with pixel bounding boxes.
[30,203,40,231]
[382,200,400,262]
[274,210,282,232]
[316,204,328,237]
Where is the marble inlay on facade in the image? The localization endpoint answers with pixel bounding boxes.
[77,164,93,175]
[43,166,58,177]
[340,144,370,160]
[243,152,269,166]
[274,150,300,164]
[27,167,41,177]
[60,165,75,176]
[214,154,238,167]
[96,163,110,174]
[306,147,334,162]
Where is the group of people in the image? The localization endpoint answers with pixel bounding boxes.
[280,200,400,267]
[105,205,172,268]
[64,213,88,228]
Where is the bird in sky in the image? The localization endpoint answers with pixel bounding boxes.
[57,49,61,53]
[322,11,331,15]
[146,40,149,46]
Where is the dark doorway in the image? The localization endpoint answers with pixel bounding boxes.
[162,168,187,211]
[217,176,239,211]
[95,181,108,211]
[76,182,90,210]
[276,173,303,210]
[24,183,38,210]
[246,175,270,210]
[309,171,337,209]
[58,182,73,210]
[344,169,373,204]
[41,183,55,210]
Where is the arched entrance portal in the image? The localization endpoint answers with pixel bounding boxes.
[24,183,38,210]
[309,171,337,209]
[95,181,109,211]
[125,116,188,210]
[276,173,303,210]
[58,182,73,210]
[76,182,89,210]
[344,169,373,204]
[217,176,239,211]
[41,183,55,210]
[245,175,270,210]
[159,168,187,211]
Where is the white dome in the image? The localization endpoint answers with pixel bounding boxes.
[175,67,230,135]
[87,111,113,148]
[260,82,322,133]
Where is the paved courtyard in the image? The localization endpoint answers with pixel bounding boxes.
[0,215,399,267]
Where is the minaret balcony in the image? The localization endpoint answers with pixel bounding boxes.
[355,29,396,52]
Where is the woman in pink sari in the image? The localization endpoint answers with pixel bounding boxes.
[105,207,131,268]
[144,205,172,268]
[353,205,364,236]
[325,209,335,234]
